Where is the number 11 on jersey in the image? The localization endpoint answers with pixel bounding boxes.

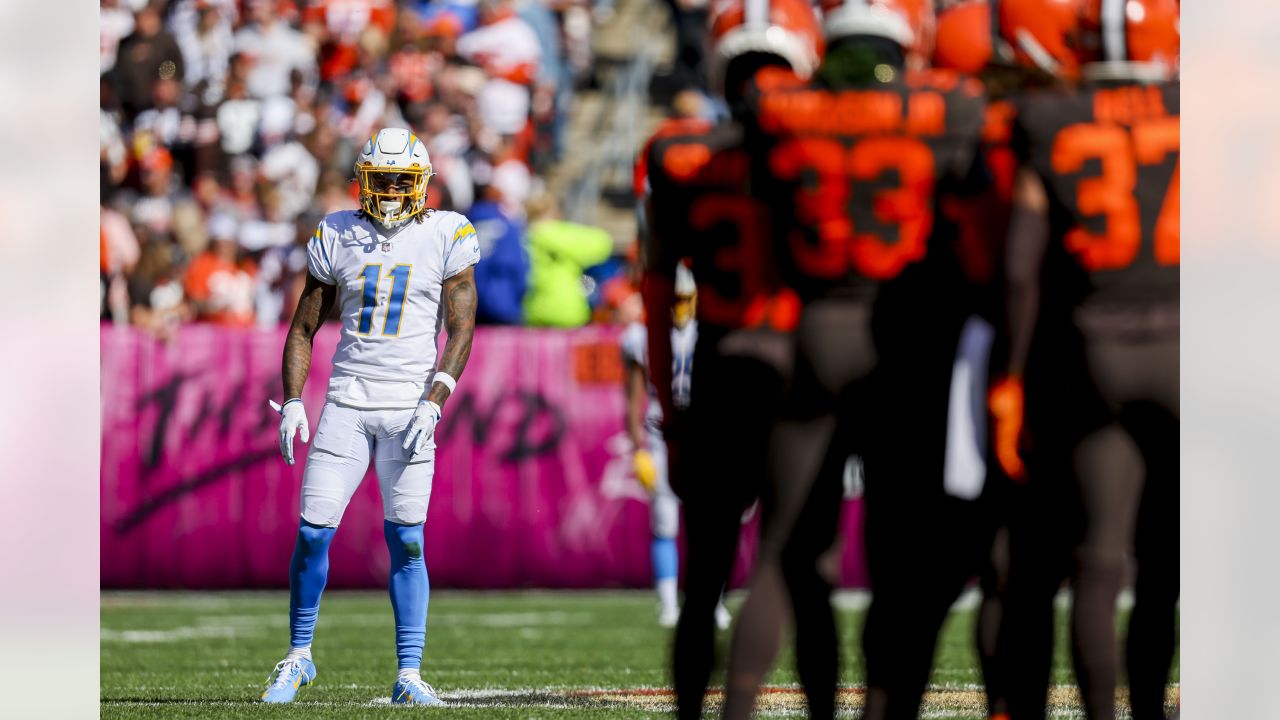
[358,263,413,336]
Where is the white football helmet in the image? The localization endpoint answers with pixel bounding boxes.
[675,264,697,298]
[820,0,935,67]
[673,264,697,328]
[354,128,435,228]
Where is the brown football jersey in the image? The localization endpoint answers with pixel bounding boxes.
[749,67,988,301]
[938,98,1018,319]
[645,121,799,333]
[1013,81,1180,312]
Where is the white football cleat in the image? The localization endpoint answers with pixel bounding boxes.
[260,655,316,703]
[392,674,445,706]
[658,604,680,629]
[715,602,732,631]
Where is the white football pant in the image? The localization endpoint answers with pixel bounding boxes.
[647,430,680,539]
[301,401,435,527]
[943,315,995,501]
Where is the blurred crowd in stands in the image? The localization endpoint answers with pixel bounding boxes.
[100,0,640,337]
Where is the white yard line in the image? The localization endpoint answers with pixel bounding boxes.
[100,626,239,643]
[830,587,1138,612]
[101,609,596,643]
[434,611,595,627]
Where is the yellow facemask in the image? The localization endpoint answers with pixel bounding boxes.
[357,165,431,225]
[673,296,695,328]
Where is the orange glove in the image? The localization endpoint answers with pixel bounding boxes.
[989,377,1026,482]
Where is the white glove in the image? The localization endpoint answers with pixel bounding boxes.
[401,400,442,458]
[269,398,309,466]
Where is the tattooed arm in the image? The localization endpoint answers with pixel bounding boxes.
[282,272,338,400]
[426,266,477,409]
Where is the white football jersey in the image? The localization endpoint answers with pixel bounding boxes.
[620,320,697,432]
[307,209,481,409]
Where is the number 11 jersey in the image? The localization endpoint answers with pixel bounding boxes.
[307,209,481,409]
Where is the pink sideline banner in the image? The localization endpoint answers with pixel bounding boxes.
[101,324,869,589]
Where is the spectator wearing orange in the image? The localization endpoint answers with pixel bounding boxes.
[456,0,542,137]
[303,0,396,82]
[184,215,257,326]
[388,10,446,108]
[130,146,200,240]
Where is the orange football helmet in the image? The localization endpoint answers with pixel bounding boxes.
[998,0,1086,78]
[819,0,937,69]
[707,0,826,96]
[933,0,995,73]
[1080,0,1179,81]
[999,0,1178,80]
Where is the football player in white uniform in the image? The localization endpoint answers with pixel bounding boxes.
[261,128,480,706]
[621,266,730,630]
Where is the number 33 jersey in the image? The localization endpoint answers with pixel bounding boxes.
[748,67,987,302]
[307,209,481,409]
[1013,81,1180,314]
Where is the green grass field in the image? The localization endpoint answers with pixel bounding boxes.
[101,590,1177,719]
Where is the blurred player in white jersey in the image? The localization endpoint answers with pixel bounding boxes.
[261,127,480,706]
[621,265,730,629]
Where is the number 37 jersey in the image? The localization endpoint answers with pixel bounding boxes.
[307,209,481,408]
[1013,81,1179,310]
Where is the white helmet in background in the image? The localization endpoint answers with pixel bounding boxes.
[820,0,935,67]
[706,0,826,98]
[675,264,697,298]
[673,264,697,329]
[354,128,435,229]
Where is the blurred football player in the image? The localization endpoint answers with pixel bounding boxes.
[638,0,823,716]
[746,1,991,716]
[621,265,731,629]
[929,3,1042,718]
[990,2,1179,718]
[262,128,480,706]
